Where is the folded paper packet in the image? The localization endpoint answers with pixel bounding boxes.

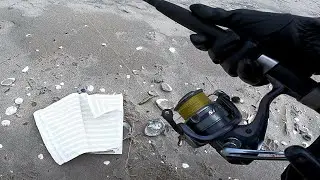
[34,93,123,165]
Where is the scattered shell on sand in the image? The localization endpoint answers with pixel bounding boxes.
[103,161,110,165]
[182,163,189,168]
[38,154,44,160]
[169,47,176,53]
[1,120,10,126]
[1,78,15,86]
[5,106,17,115]
[100,88,106,93]
[136,46,143,50]
[14,98,23,105]
[144,119,165,137]
[22,66,29,73]
[87,85,94,92]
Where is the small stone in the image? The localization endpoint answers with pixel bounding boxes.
[138,95,154,105]
[103,161,110,165]
[14,98,23,105]
[231,96,241,103]
[148,90,158,97]
[182,163,189,168]
[0,144,2,148]
[132,70,139,75]
[152,77,163,83]
[302,142,308,148]
[38,154,44,160]
[161,161,164,164]
[302,133,312,141]
[60,82,64,86]
[58,46,63,49]
[26,34,32,37]
[184,82,188,86]
[161,83,172,92]
[55,85,62,90]
[144,119,166,137]
[31,102,37,107]
[87,85,94,92]
[100,88,106,93]
[1,120,10,126]
[136,46,143,50]
[22,66,29,73]
[280,141,288,146]
[141,66,145,70]
[52,97,60,102]
[35,49,39,52]
[101,43,107,46]
[169,47,176,53]
[22,122,28,125]
[155,99,175,110]
[5,106,17,115]
[148,140,152,144]
[26,93,31,96]
[119,65,123,68]
[294,117,300,122]
[1,78,15,86]
[126,75,131,79]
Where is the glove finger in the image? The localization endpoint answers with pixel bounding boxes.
[190,34,211,51]
[190,4,293,39]
[190,4,232,27]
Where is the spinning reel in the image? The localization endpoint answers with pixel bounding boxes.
[162,77,287,164]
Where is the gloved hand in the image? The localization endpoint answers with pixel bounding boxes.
[189,4,320,85]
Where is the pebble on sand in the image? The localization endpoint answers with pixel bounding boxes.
[136,46,143,50]
[103,161,110,165]
[169,47,176,53]
[182,163,189,168]
[14,98,24,105]
[101,43,107,46]
[155,99,175,110]
[87,85,94,92]
[22,66,29,73]
[126,75,131,79]
[38,154,44,160]
[0,144,2,148]
[55,85,62,90]
[100,88,106,93]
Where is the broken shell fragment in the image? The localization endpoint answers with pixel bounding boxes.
[161,83,172,92]
[5,106,17,115]
[1,78,15,86]
[155,99,175,110]
[144,119,165,137]
[148,90,158,97]
[1,120,10,126]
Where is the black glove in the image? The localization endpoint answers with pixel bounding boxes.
[190,4,320,85]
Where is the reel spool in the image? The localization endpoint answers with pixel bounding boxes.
[162,85,287,164]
